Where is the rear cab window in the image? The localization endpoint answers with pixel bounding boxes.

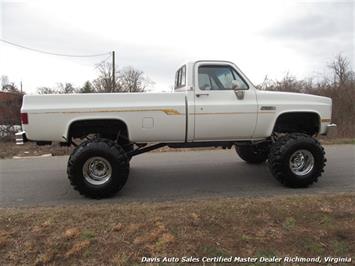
[175,65,186,89]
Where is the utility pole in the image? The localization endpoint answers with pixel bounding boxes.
[20,81,23,94]
[112,51,115,92]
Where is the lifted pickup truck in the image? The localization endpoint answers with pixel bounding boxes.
[17,60,336,198]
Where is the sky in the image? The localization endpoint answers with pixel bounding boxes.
[0,0,353,94]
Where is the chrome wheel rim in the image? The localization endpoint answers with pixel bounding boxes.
[289,149,314,176]
[83,156,112,185]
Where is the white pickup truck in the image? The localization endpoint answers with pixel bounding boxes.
[16,60,336,198]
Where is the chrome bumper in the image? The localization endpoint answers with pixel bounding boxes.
[15,131,27,145]
[324,123,337,136]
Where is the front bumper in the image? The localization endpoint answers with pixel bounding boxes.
[15,131,27,145]
[323,123,337,136]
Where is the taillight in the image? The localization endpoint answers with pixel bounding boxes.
[21,113,28,124]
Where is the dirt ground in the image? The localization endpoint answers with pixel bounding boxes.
[0,193,354,265]
[0,141,74,159]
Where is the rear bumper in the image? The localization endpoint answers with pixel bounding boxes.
[15,131,27,145]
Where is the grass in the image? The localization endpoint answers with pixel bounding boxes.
[282,217,296,230]
[0,193,354,265]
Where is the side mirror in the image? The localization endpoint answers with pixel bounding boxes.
[232,80,245,100]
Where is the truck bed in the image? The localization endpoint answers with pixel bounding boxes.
[22,92,187,143]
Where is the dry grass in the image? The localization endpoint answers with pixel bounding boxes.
[0,193,354,265]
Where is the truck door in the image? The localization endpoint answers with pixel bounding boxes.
[193,63,257,140]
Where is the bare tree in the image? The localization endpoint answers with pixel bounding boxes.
[1,75,20,93]
[92,62,152,93]
[118,66,153,92]
[1,75,9,88]
[261,72,312,93]
[328,54,352,86]
[92,62,119,93]
[57,83,76,94]
[37,83,77,94]
[37,87,58,94]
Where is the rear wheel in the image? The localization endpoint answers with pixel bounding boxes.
[235,143,270,164]
[268,133,326,188]
[67,138,129,199]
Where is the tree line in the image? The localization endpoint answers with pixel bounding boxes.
[258,55,354,138]
[37,63,153,94]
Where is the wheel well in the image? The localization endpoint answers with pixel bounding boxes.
[273,112,320,135]
[67,119,130,144]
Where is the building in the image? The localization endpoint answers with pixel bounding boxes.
[0,91,23,125]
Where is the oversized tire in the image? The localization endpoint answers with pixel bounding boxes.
[268,133,326,188]
[67,138,129,199]
[235,143,269,164]
[123,143,134,162]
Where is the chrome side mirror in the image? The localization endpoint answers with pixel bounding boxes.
[234,90,245,100]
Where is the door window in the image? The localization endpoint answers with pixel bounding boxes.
[198,65,248,90]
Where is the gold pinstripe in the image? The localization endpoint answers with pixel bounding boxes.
[30,108,182,115]
[192,112,274,115]
[29,109,274,116]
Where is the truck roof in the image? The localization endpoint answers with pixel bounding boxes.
[183,60,235,66]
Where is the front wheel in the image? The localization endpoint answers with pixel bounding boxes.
[67,138,129,199]
[268,133,326,188]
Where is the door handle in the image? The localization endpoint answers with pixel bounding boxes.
[196,93,209,97]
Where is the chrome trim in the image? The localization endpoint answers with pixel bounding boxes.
[83,156,112,186]
[289,149,315,176]
[324,123,337,136]
[260,106,276,111]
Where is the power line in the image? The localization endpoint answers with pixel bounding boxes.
[0,38,110,58]
[93,54,112,71]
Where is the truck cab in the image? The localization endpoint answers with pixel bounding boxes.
[177,61,257,141]
[174,60,332,142]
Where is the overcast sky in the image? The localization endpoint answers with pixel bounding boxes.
[0,0,353,93]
